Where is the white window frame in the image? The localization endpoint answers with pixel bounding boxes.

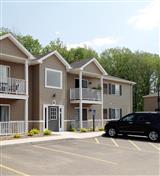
[0,104,10,122]
[49,106,57,120]
[45,68,62,89]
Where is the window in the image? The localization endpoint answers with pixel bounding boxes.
[122,114,135,122]
[48,106,57,120]
[75,79,88,88]
[45,68,62,89]
[75,108,87,121]
[108,83,122,96]
[109,108,122,119]
[0,105,10,122]
[103,109,108,119]
[103,84,108,94]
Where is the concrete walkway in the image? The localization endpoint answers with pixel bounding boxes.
[0,131,104,146]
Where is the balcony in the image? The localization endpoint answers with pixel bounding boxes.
[70,88,102,103]
[0,77,26,95]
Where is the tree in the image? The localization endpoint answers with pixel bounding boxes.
[17,35,42,55]
[99,47,160,111]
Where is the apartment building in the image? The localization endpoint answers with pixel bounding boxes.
[0,33,135,135]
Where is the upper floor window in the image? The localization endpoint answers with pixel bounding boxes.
[45,68,62,89]
[108,83,122,96]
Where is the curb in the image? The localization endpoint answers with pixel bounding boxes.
[0,132,104,146]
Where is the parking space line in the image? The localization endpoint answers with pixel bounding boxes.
[0,164,30,176]
[110,138,119,147]
[149,143,160,152]
[128,140,141,151]
[94,138,100,144]
[33,145,117,165]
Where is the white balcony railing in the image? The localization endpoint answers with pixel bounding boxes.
[0,77,26,95]
[0,121,25,135]
[70,88,102,101]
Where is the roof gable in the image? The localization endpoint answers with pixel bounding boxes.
[0,33,35,59]
[35,50,71,69]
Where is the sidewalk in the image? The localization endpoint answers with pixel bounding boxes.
[0,131,104,146]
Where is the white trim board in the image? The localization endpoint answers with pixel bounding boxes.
[0,33,35,59]
[80,58,107,75]
[45,68,63,89]
[34,50,71,69]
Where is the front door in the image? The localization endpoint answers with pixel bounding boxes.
[44,105,64,132]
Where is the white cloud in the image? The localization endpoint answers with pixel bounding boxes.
[128,0,160,30]
[55,31,60,36]
[67,37,118,49]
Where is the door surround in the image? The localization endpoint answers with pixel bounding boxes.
[43,104,64,131]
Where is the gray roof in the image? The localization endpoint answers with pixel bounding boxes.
[70,58,93,68]
[104,75,136,85]
[143,93,158,98]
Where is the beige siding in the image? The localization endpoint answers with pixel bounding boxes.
[103,80,133,116]
[0,38,28,59]
[144,97,157,111]
[67,73,101,120]
[39,55,68,120]
[84,62,102,75]
[0,99,25,121]
[28,65,40,121]
[0,60,25,79]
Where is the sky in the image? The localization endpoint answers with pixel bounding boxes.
[0,0,160,54]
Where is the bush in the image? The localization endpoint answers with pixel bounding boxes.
[30,128,40,134]
[88,128,93,132]
[43,129,52,135]
[28,131,34,136]
[70,128,77,132]
[13,134,21,138]
[98,128,104,131]
[80,128,88,132]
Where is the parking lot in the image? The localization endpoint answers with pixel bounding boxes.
[0,135,160,175]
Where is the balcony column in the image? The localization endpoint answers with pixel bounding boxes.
[100,76,104,127]
[24,59,28,133]
[79,71,83,129]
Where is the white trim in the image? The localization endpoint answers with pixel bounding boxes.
[100,76,104,127]
[43,104,64,131]
[104,76,136,85]
[28,120,44,123]
[36,50,71,69]
[0,94,28,100]
[0,33,35,59]
[80,58,107,75]
[70,100,102,105]
[0,53,27,63]
[45,68,63,89]
[0,104,10,121]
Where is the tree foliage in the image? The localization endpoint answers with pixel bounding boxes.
[99,48,160,111]
[1,27,160,111]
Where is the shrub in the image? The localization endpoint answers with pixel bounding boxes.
[28,131,34,136]
[88,128,93,132]
[80,128,88,132]
[30,128,40,135]
[70,128,77,132]
[98,128,104,131]
[13,134,21,138]
[43,129,52,135]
